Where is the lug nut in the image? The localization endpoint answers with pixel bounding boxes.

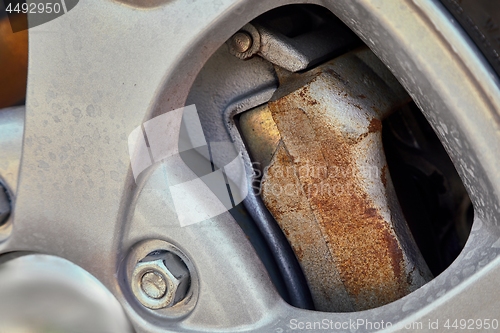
[131,251,190,309]
[229,31,253,53]
[0,184,10,226]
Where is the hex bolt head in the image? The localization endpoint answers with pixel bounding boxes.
[229,31,253,53]
[131,251,191,309]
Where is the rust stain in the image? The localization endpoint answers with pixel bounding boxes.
[368,118,382,133]
[298,86,318,106]
[264,85,408,311]
[261,142,355,312]
[381,165,388,187]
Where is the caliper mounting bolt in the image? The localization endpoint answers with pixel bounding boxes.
[229,31,253,53]
[226,24,260,60]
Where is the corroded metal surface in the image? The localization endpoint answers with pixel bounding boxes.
[242,47,432,311]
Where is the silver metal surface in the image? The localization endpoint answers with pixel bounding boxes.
[131,251,190,309]
[0,254,134,333]
[0,0,499,332]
